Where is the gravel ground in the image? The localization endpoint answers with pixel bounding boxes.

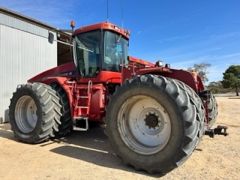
[0,97,239,180]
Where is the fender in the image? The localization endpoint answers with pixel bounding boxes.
[165,69,205,92]
[134,67,205,92]
[123,57,205,92]
[28,62,77,83]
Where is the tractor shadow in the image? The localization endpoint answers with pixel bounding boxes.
[49,125,162,177]
[0,123,162,177]
[0,123,15,140]
[228,97,240,99]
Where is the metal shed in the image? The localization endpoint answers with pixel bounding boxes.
[0,7,72,123]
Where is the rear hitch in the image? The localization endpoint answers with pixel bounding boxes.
[205,125,228,138]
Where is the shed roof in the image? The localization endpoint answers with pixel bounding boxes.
[0,7,72,36]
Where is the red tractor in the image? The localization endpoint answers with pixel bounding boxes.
[9,22,219,174]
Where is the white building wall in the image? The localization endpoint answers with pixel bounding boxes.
[0,15,57,122]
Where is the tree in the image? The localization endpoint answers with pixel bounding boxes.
[207,81,223,94]
[222,65,240,96]
[188,63,211,83]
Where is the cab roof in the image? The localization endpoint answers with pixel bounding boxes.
[74,22,130,39]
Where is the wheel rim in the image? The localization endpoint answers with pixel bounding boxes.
[117,95,171,155]
[15,95,38,133]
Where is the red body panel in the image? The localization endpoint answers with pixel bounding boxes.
[28,63,112,121]
[28,62,77,82]
[164,69,205,92]
[77,71,121,84]
[28,61,204,123]
[128,56,155,67]
[122,62,204,92]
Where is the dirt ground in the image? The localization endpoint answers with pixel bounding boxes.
[0,97,239,180]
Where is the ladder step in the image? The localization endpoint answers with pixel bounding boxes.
[77,96,89,99]
[76,106,89,108]
[73,118,89,131]
[73,126,88,131]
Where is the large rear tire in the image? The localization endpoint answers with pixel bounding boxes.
[51,83,72,137]
[106,75,205,174]
[9,83,61,143]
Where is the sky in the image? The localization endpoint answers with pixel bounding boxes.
[0,0,240,83]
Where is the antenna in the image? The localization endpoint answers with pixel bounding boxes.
[106,0,109,22]
[120,0,124,28]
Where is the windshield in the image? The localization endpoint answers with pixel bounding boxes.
[74,30,129,76]
[103,31,128,72]
[74,31,101,77]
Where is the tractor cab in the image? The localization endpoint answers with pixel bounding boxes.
[73,22,130,78]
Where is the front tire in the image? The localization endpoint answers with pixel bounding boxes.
[106,75,205,174]
[9,83,61,143]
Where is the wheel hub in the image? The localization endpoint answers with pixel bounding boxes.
[15,95,38,133]
[145,113,159,129]
[117,95,171,155]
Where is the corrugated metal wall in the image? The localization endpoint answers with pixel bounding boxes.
[0,14,57,122]
[0,13,50,39]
